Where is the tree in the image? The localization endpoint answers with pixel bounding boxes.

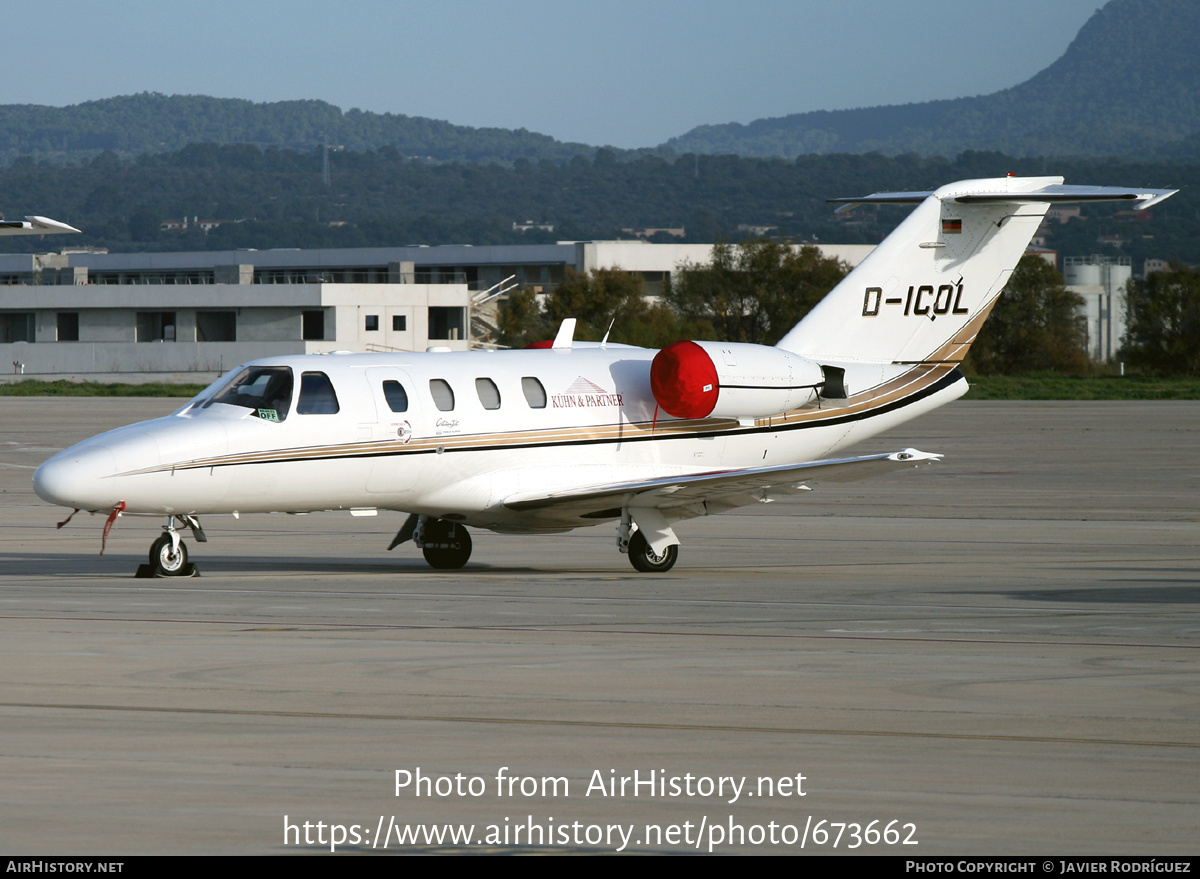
[496,288,547,348]
[496,268,704,349]
[666,240,848,345]
[127,208,162,242]
[965,255,1089,375]
[1121,263,1200,376]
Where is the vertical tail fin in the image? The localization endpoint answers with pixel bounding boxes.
[776,176,1176,366]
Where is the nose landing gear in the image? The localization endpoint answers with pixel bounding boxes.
[148,533,189,574]
[136,515,204,578]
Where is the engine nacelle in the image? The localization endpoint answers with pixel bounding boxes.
[650,340,827,419]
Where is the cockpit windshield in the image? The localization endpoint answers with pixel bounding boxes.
[203,366,294,422]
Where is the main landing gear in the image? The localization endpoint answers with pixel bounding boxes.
[388,511,679,573]
[626,529,679,573]
[617,509,680,573]
[420,519,473,569]
[388,514,473,570]
[136,515,205,578]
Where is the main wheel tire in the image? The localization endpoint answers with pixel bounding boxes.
[149,534,188,575]
[421,520,473,570]
[628,529,678,573]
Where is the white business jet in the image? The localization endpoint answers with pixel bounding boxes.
[33,176,1175,575]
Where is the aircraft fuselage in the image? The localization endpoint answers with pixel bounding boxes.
[33,347,963,534]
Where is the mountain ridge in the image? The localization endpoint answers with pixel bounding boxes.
[0,92,604,165]
[662,0,1200,158]
[2,0,1198,164]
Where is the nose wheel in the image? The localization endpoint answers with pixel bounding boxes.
[136,516,202,578]
[149,533,189,575]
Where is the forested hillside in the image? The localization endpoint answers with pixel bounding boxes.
[0,93,602,166]
[0,145,1195,270]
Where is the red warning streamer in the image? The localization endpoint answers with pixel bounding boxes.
[100,501,125,556]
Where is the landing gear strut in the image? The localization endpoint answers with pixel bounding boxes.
[136,515,203,578]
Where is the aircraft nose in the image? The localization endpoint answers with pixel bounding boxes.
[33,443,121,511]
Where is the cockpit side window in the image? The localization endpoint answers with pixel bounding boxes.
[297,371,341,414]
[382,380,409,412]
[205,365,294,422]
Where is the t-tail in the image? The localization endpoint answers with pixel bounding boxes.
[643,176,1175,430]
[775,176,1176,370]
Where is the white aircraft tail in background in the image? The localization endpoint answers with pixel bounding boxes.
[0,215,81,237]
[33,177,1176,575]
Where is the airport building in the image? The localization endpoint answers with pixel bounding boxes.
[0,241,874,377]
[1062,254,1132,362]
[0,239,1149,376]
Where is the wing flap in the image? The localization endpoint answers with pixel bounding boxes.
[503,448,941,519]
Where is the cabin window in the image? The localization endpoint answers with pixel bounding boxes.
[392,314,406,331]
[364,314,379,332]
[206,365,293,421]
[56,312,79,342]
[475,378,501,410]
[429,379,455,411]
[297,371,340,414]
[382,380,409,412]
[521,376,547,409]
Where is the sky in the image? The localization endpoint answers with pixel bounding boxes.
[4,0,1105,148]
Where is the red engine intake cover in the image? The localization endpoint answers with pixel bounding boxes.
[651,340,719,419]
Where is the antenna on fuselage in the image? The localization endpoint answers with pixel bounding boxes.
[600,318,616,349]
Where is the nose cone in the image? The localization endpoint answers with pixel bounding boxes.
[34,442,121,511]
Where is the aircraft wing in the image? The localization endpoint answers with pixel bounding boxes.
[0,215,81,236]
[503,448,941,521]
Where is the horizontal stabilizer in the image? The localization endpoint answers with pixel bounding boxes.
[830,182,1177,212]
